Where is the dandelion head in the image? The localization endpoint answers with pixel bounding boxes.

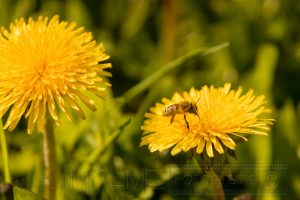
[0,16,111,133]
[141,83,274,157]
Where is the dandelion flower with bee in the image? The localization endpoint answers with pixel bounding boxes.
[0,15,111,134]
[141,83,274,157]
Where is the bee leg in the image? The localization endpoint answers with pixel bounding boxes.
[184,114,189,129]
[170,115,175,124]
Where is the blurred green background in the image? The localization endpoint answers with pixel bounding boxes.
[0,0,300,199]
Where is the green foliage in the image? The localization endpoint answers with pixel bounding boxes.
[14,186,40,200]
[0,0,300,199]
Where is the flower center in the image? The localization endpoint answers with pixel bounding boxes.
[34,61,47,79]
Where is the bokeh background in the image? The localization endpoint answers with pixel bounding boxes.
[0,0,300,199]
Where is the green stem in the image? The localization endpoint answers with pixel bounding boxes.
[206,169,225,200]
[0,119,11,183]
[44,118,56,200]
[160,0,177,62]
[118,42,229,107]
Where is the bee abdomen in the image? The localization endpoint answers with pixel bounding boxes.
[163,104,179,116]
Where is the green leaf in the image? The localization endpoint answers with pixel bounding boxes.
[14,186,40,200]
[242,43,278,95]
[65,0,92,28]
[277,100,299,147]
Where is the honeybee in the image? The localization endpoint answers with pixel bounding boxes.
[163,99,200,129]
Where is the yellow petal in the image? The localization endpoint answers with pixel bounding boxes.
[196,138,205,154]
[206,141,214,157]
[211,136,224,154]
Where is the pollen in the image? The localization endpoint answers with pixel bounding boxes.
[0,15,111,133]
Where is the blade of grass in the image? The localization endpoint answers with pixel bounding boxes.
[78,118,131,176]
[118,42,229,107]
[118,86,160,151]
[0,119,11,183]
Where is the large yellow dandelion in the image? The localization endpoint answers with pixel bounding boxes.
[141,83,273,157]
[0,16,111,133]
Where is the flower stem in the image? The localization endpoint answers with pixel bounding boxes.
[206,168,225,200]
[44,118,56,200]
[0,119,11,183]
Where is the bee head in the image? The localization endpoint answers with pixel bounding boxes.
[189,97,200,114]
[189,103,198,114]
[181,102,198,114]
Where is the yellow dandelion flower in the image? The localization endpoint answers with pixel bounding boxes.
[141,83,273,157]
[0,15,111,133]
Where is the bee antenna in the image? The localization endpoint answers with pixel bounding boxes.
[196,97,200,104]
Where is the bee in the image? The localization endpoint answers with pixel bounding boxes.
[163,99,200,129]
